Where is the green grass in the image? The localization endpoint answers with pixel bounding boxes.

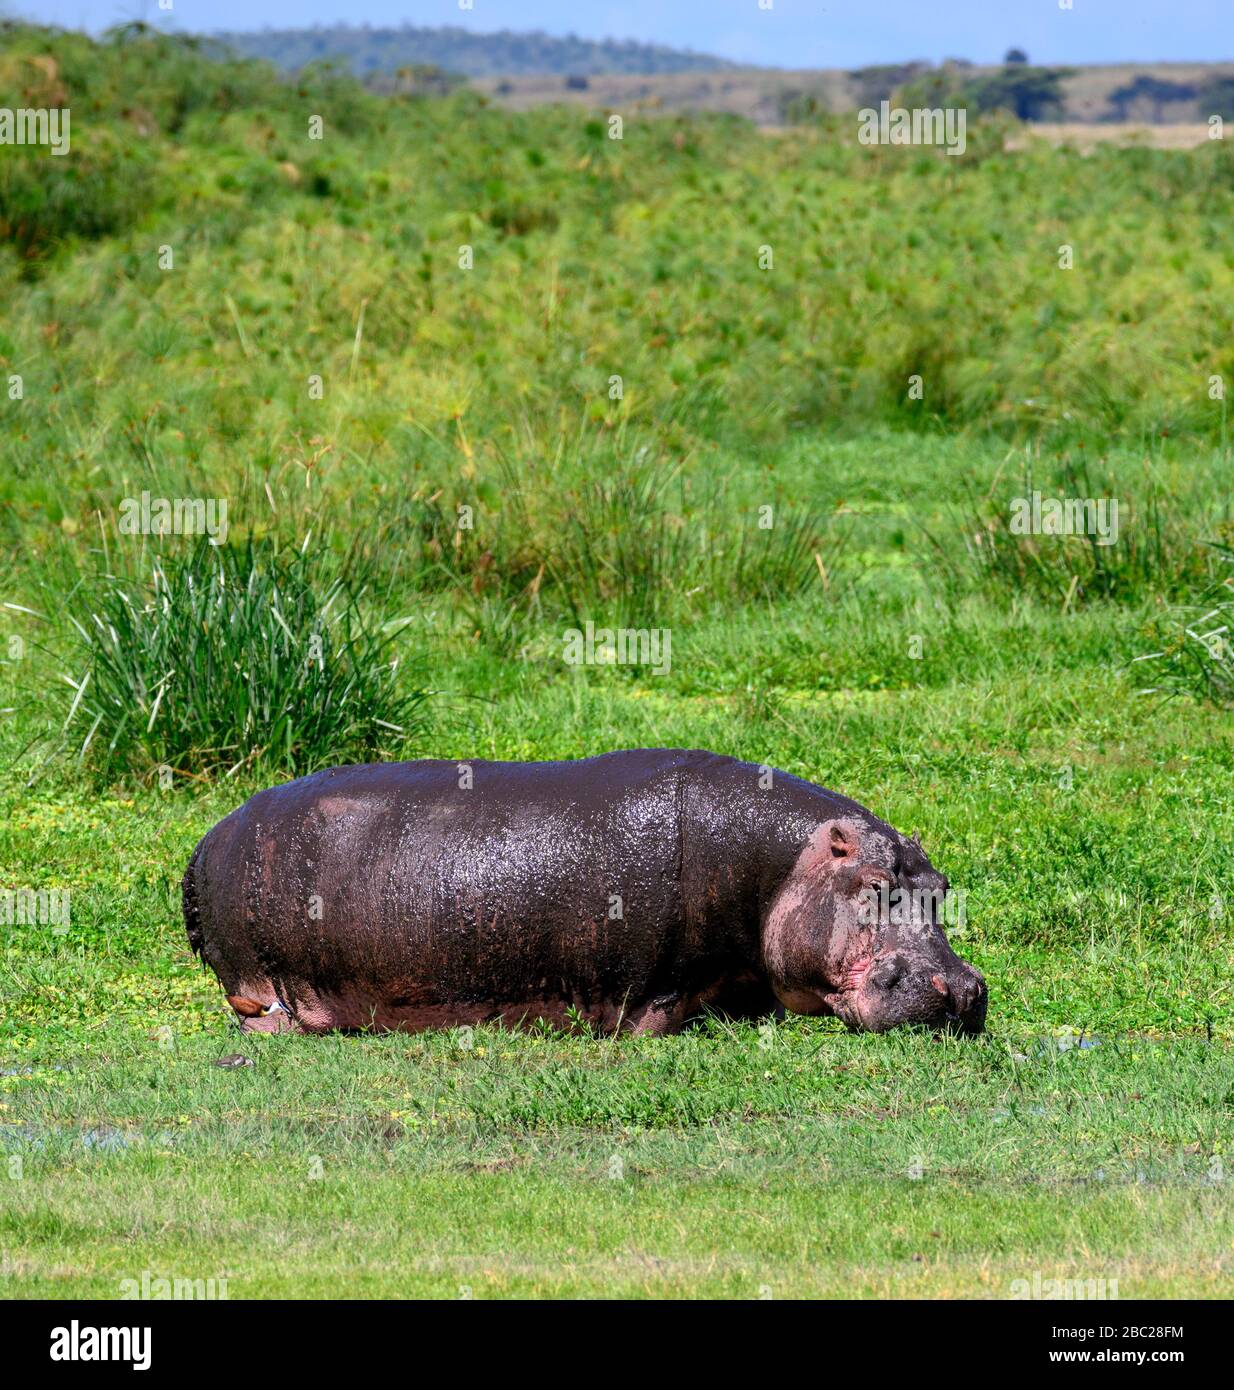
[2,1026,1231,1297]
[2,24,1234,523]
[12,1165,1229,1298]
[2,632,1232,1296]
[1,25,1233,1299]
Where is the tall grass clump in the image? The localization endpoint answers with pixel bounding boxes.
[927,458,1233,607]
[1132,541,1234,708]
[542,466,838,625]
[385,434,848,625]
[50,536,428,780]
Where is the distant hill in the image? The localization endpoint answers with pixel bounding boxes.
[212,23,737,77]
[472,60,1234,128]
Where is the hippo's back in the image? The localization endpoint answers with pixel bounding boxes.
[185,749,765,1023]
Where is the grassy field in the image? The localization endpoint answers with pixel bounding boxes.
[1,26,1232,1299]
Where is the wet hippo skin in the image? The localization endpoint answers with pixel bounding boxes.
[183,749,987,1036]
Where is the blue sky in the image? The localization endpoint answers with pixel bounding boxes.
[9,0,1232,66]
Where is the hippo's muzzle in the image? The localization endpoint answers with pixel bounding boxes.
[826,953,988,1035]
[940,963,988,1035]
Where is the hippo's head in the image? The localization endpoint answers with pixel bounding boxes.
[763,818,987,1035]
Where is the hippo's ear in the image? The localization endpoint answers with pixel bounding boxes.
[795,818,862,877]
[823,820,860,861]
[910,830,923,850]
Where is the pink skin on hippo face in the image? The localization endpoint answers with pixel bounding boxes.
[762,819,987,1035]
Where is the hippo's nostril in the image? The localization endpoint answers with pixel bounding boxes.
[969,971,989,1010]
[871,954,906,990]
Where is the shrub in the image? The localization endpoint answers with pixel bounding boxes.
[962,67,1069,121]
[897,64,1069,121]
[1198,74,1234,121]
[50,537,429,781]
[1107,76,1198,122]
[0,130,156,263]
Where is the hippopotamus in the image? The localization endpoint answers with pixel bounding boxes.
[183,749,987,1037]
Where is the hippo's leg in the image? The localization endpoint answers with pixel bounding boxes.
[704,973,781,1023]
[626,994,690,1036]
[626,974,777,1035]
[238,1010,297,1035]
